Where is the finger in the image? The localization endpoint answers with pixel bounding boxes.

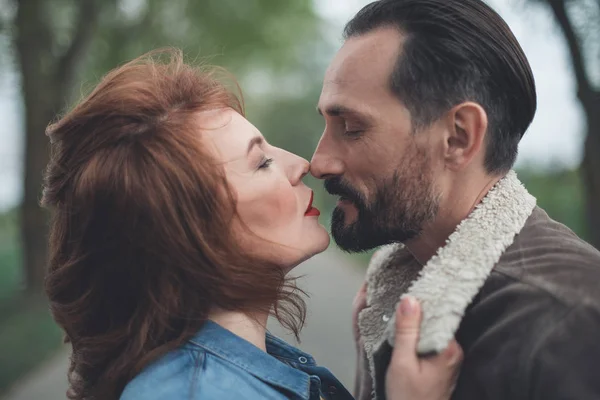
[353,282,368,309]
[441,340,463,366]
[352,282,369,344]
[391,296,422,367]
[422,339,463,372]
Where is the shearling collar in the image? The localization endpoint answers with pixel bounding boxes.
[357,171,537,372]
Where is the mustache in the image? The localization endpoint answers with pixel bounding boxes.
[324,177,366,206]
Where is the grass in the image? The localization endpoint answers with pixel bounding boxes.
[0,210,64,395]
[0,297,64,393]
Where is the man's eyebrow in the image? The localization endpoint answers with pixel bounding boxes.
[246,136,264,155]
[316,104,361,117]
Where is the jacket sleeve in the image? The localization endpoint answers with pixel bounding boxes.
[449,276,600,400]
[526,304,600,400]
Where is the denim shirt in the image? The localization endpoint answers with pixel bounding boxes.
[120,320,354,400]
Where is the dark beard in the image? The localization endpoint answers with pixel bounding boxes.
[325,151,439,253]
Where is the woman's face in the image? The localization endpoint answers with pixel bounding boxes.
[201,109,330,270]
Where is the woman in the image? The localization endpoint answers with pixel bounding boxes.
[42,49,461,400]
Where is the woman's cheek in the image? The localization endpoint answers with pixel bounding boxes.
[238,186,297,234]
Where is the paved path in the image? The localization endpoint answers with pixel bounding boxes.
[3,249,366,399]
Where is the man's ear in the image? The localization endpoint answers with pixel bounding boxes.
[443,102,488,170]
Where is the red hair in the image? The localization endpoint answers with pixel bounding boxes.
[41,49,306,400]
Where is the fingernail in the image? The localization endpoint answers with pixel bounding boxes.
[445,342,462,364]
[445,344,456,359]
[400,296,417,316]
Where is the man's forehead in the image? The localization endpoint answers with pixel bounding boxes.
[322,27,403,92]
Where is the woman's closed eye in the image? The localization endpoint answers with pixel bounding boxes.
[258,157,273,170]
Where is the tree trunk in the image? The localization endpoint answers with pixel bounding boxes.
[542,0,599,249]
[20,105,56,294]
[15,0,58,294]
[14,0,101,294]
[581,93,600,249]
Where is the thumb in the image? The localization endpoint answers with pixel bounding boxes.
[353,282,368,310]
[392,296,422,366]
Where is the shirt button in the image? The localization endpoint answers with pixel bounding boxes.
[298,356,308,364]
[382,314,390,322]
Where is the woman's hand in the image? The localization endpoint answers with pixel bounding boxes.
[352,282,368,348]
[352,282,373,399]
[386,296,463,400]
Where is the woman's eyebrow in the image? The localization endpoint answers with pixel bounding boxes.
[246,136,264,155]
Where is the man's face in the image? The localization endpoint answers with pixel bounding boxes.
[311,27,443,252]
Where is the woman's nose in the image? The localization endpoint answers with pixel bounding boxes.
[287,154,310,186]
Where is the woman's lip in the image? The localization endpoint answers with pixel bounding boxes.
[304,192,320,216]
[305,207,321,217]
[305,191,314,213]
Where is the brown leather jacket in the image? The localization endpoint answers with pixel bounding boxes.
[358,172,600,400]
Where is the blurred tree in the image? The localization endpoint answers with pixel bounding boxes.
[532,0,600,248]
[3,0,319,294]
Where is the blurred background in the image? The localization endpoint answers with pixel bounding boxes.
[0,0,598,398]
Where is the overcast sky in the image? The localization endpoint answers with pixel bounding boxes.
[0,0,585,210]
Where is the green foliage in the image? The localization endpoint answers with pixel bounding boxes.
[75,0,320,98]
[0,210,21,304]
[517,167,588,240]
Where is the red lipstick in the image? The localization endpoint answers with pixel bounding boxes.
[304,191,321,217]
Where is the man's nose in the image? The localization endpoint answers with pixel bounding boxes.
[310,137,344,180]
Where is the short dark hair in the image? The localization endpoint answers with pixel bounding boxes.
[344,0,537,173]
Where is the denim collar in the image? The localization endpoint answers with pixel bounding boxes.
[188,320,314,398]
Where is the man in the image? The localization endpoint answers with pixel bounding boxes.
[310,0,600,399]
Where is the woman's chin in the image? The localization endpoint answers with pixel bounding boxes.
[309,226,331,254]
[283,234,331,274]
[317,234,331,253]
[301,232,331,262]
